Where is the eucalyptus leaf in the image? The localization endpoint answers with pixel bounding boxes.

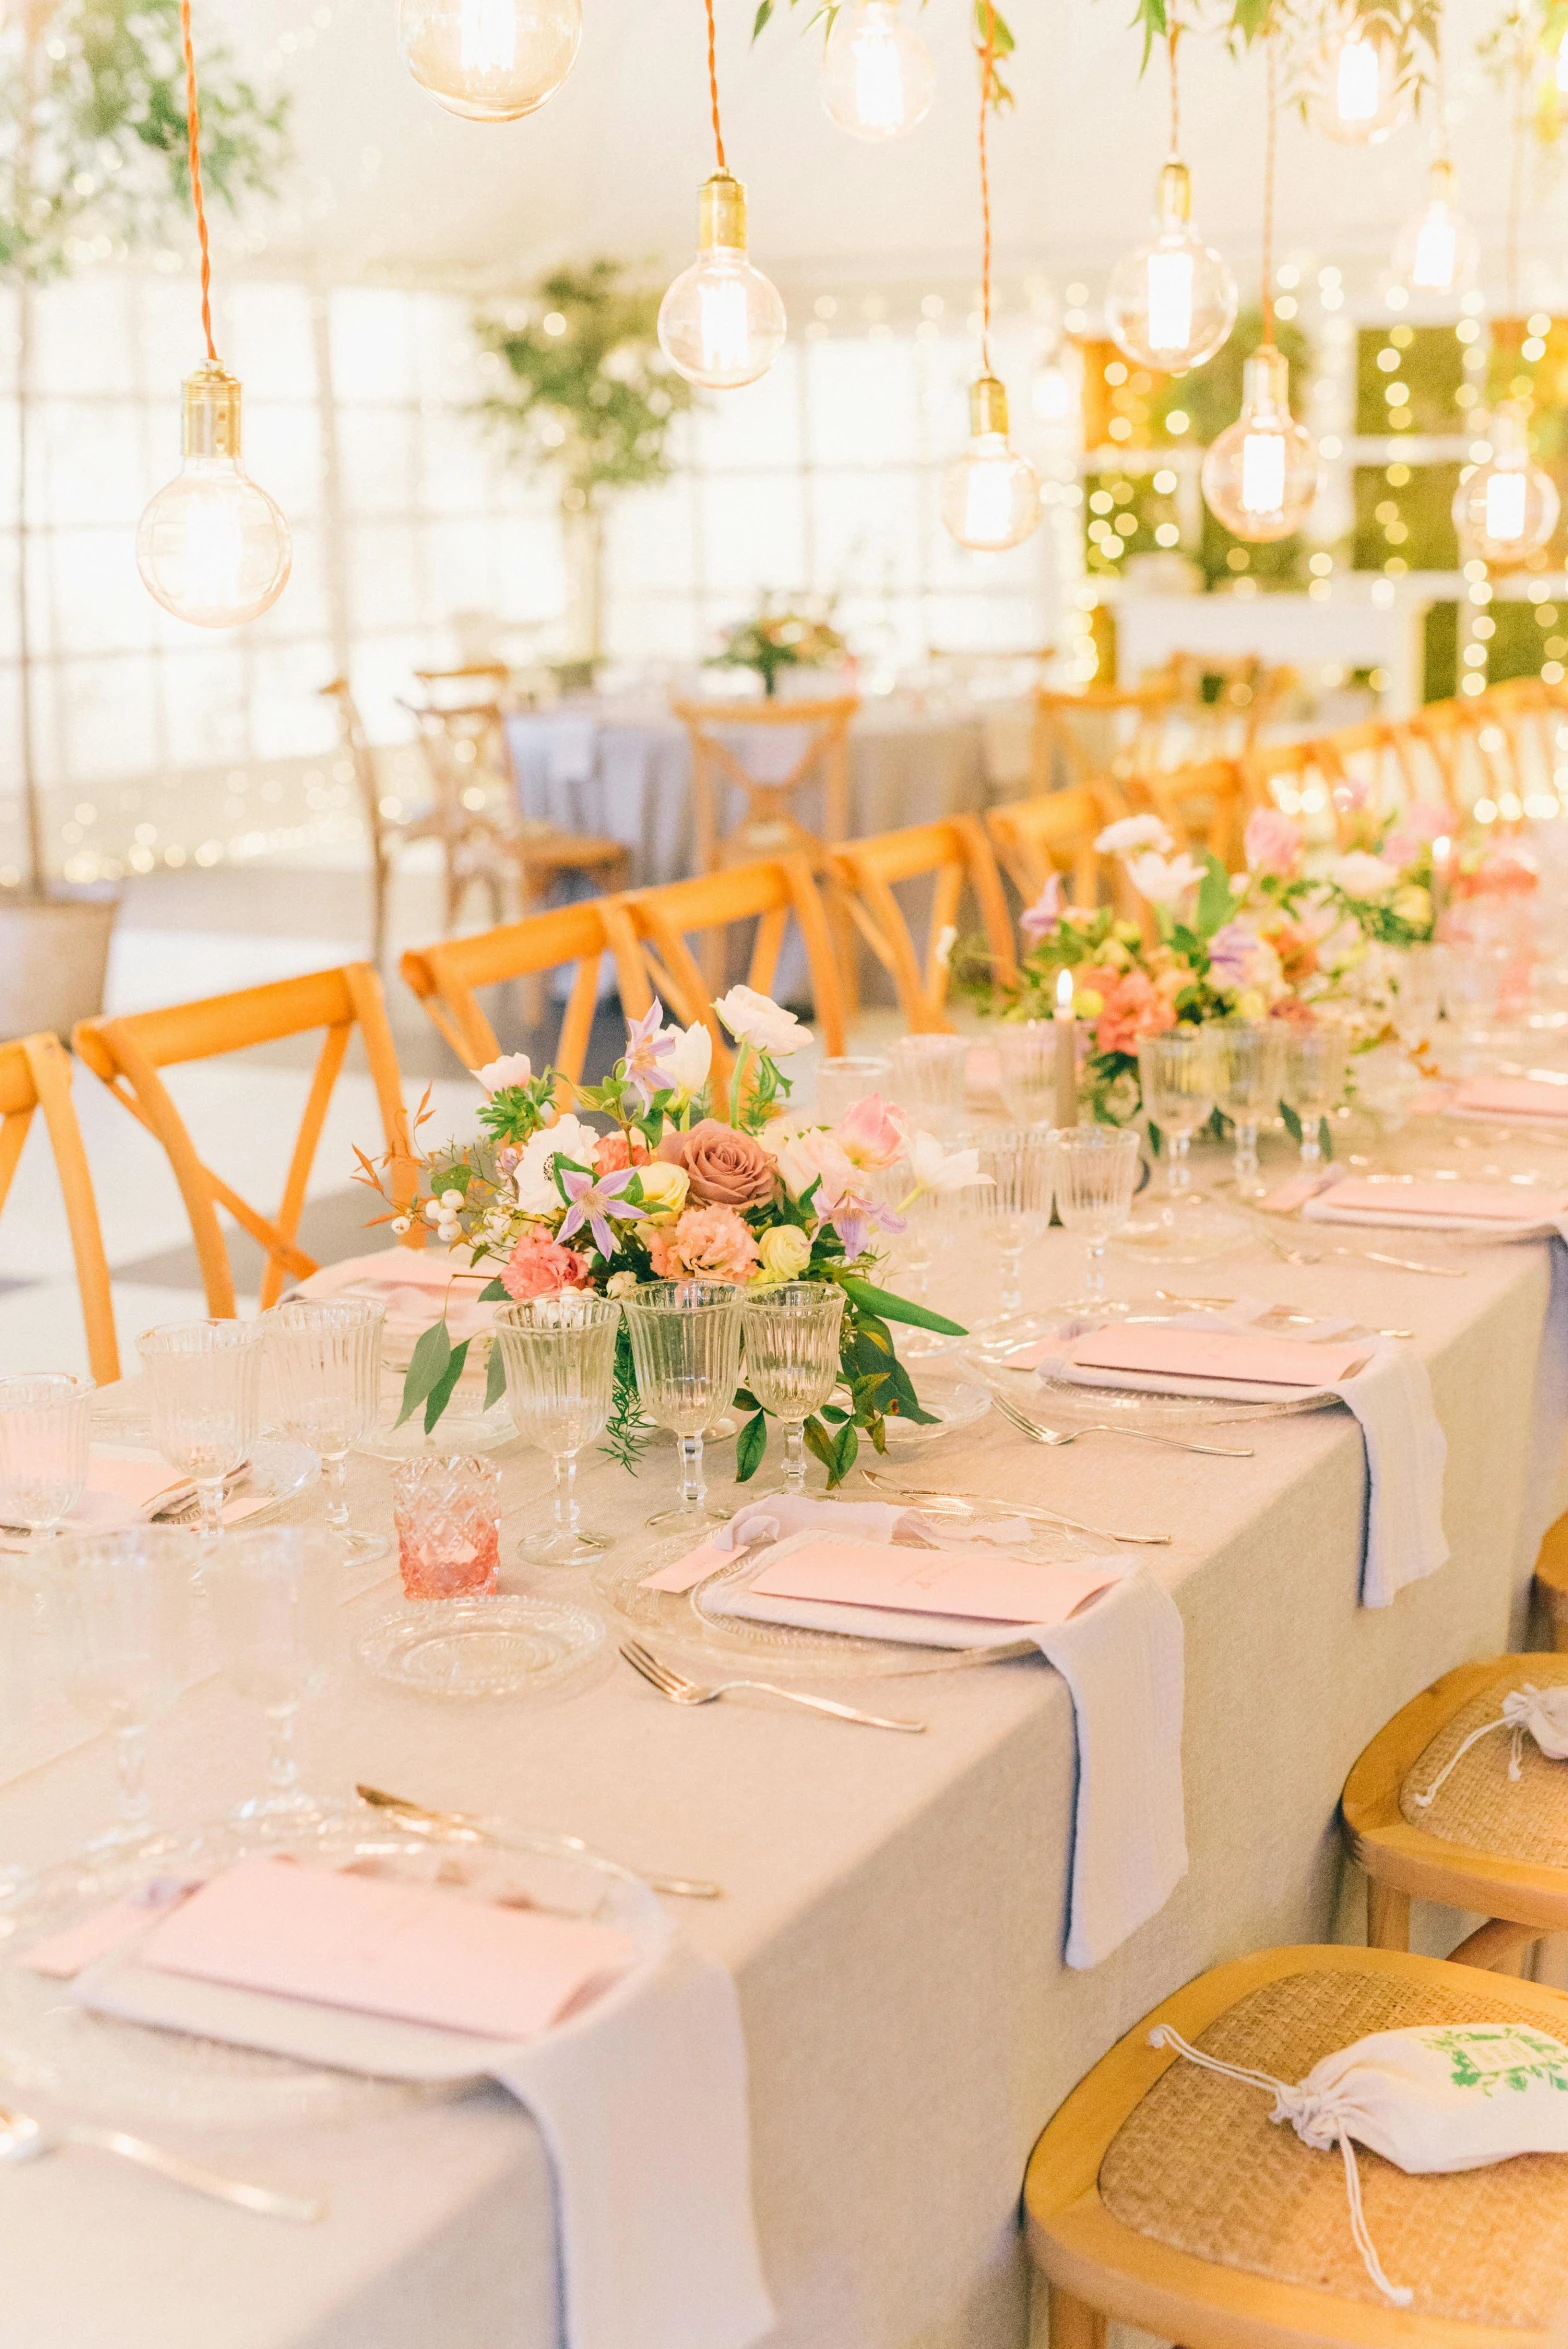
[424,1339,471,1434]
[394,1318,451,1429]
[735,1410,768,1483]
[484,1340,508,1413]
[836,1273,965,1337]
[1280,1099,1304,1143]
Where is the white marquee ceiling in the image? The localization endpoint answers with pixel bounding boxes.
[217,0,1566,302]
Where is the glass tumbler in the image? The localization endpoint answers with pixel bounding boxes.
[739,1282,847,1493]
[995,1022,1058,1128]
[1391,941,1442,1055]
[1048,1124,1143,1302]
[620,1279,743,1528]
[0,1374,91,1544]
[391,1454,501,1598]
[494,1293,620,1565]
[207,1525,335,1828]
[1137,1030,1220,1200]
[888,1033,970,1132]
[53,1526,200,1852]
[137,1318,262,1542]
[266,1296,387,1564]
[815,1055,891,1126]
[951,1128,1053,1319]
[1213,1022,1287,1196]
[1283,1027,1351,1167]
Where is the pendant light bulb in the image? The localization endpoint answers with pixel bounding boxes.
[1391,159,1476,301]
[821,0,934,141]
[1306,9,1410,144]
[1200,346,1320,543]
[941,376,1042,551]
[1105,161,1238,373]
[396,0,581,121]
[137,364,291,629]
[1452,403,1560,566]
[658,173,787,390]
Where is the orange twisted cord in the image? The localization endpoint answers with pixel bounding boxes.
[1168,20,1181,159]
[1260,26,1276,347]
[978,0,997,374]
[179,0,217,362]
[704,0,727,172]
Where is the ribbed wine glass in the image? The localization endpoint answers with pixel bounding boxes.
[207,1526,336,1829]
[620,1280,743,1528]
[54,1527,199,1851]
[1213,1022,1287,1196]
[815,1055,891,1125]
[951,1128,1052,1319]
[739,1282,847,1493]
[888,1033,969,1132]
[1048,1124,1142,1303]
[0,1374,91,1546]
[137,1319,262,1543]
[1283,1027,1350,1167]
[494,1293,620,1564]
[1137,1030,1220,1200]
[266,1297,387,1564]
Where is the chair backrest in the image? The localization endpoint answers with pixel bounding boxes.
[602,854,848,1079]
[74,964,416,1319]
[1138,756,1248,866]
[1144,653,1298,758]
[320,678,386,858]
[412,661,511,711]
[0,1033,118,1384]
[1471,677,1556,813]
[401,898,614,1083]
[671,696,860,875]
[828,816,1016,1033]
[1402,697,1488,821]
[400,697,514,824]
[986,783,1116,911]
[1031,682,1181,795]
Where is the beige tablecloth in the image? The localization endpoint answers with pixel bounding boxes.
[3,1196,1566,2349]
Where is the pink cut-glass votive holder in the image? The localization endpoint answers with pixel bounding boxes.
[391,1454,501,1600]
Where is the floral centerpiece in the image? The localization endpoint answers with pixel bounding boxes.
[708,595,848,698]
[357,989,978,1488]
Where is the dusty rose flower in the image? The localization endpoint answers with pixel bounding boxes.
[659,1118,778,1208]
[594,1131,651,1176]
[646,1204,761,1284]
[1095,970,1177,1057]
[499,1228,593,1302]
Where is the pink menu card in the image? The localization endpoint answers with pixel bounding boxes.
[746,1537,1120,1625]
[137,1857,634,2041]
[1068,1325,1370,1388]
[1454,1076,1568,1121]
[1322,1177,1565,1223]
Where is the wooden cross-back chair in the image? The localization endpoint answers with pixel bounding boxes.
[1471,676,1557,812]
[1030,682,1181,796]
[1135,756,1248,868]
[828,816,1015,1033]
[1402,697,1490,823]
[1142,653,1299,760]
[602,854,848,1084]
[401,898,614,1086]
[74,964,417,1320]
[0,1033,117,1384]
[986,783,1121,916]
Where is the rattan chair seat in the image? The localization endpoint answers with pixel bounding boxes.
[1398,1657,1568,1867]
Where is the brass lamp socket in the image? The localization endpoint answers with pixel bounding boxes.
[1244,345,1291,417]
[1159,159,1192,223]
[699,171,748,252]
[969,374,1010,438]
[1428,156,1455,201]
[182,361,243,460]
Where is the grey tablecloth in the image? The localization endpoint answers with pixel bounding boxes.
[4,1187,1567,2349]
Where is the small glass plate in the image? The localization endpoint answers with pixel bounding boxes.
[962,1307,1343,1427]
[877,1368,991,1446]
[357,1396,519,1460]
[0,1813,655,2129]
[355,1595,606,1697]
[1109,1195,1252,1265]
[591,1509,1096,1680]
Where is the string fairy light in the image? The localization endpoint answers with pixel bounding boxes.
[135,0,292,629]
[940,0,1041,552]
[656,0,787,389]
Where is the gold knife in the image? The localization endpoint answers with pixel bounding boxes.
[355,1784,722,1900]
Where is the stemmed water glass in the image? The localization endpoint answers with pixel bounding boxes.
[1391,941,1442,1057]
[815,1055,891,1125]
[951,1128,1052,1320]
[1435,941,1504,1071]
[53,1526,199,1851]
[995,1023,1057,1128]
[620,1280,743,1528]
[1137,1030,1221,1203]
[206,1526,336,1830]
[1048,1125,1142,1304]
[138,1319,262,1543]
[1283,1027,1350,1168]
[0,1375,91,1547]
[738,1282,847,1494]
[266,1297,387,1565]
[888,1033,969,1133]
[1213,1022,1287,1197]
[493,1293,620,1564]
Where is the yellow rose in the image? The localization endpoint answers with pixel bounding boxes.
[1100,939,1131,972]
[756,1224,813,1281]
[1392,884,1432,929]
[1074,987,1105,1018]
[1235,989,1266,1022]
[1113,920,1144,947]
[630,1160,689,1220]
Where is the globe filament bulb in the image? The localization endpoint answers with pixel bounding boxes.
[1199,346,1320,543]
[1105,160,1238,372]
[821,0,934,141]
[396,0,581,121]
[136,364,291,629]
[1452,404,1560,566]
[1307,11,1409,145]
[941,376,1042,552]
[657,173,787,390]
[1392,160,1476,302]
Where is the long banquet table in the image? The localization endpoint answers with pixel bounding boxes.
[4,1206,1568,2349]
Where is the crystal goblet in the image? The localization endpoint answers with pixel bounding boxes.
[0,1374,91,1547]
[53,1526,200,1852]
[1283,1027,1351,1167]
[620,1280,743,1528]
[738,1282,846,1494]
[494,1293,620,1565]
[815,1055,891,1125]
[1213,1022,1287,1196]
[1137,1030,1221,1201]
[137,1318,262,1543]
[995,1022,1059,1128]
[265,1296,387,1565]
[888,1033,969,1133]
[206,1525,336,1829]
[1048,1124,1142,1303]
[951,1128,1052,1320]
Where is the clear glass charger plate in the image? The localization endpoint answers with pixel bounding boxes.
[590,1507,1099,1680]
[358,1394,519,1459]
[869,1364,992,1446]
[355,1594,607,1697]
[1108,1194,1253,1266]
[961,1308,1344,1428]
[65,1433,318,1525]
[0,1812,657,2129]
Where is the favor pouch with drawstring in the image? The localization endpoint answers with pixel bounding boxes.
[1410,1683,1568,1808]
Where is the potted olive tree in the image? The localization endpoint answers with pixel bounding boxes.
[474,262,692,682]
[0,0,285,1036]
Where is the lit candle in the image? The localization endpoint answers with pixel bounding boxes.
[1054,965,1078,1128]
[1432,833,1452,930]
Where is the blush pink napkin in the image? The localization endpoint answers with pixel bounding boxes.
[1453,1077,1568,1121]
[137,1857,634,2041]
[745,1537,1120,1625]
[1067,1325,1372,1389]
[1314,1178,1566,1223]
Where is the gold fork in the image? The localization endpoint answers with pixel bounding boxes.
[619,1639,927,1733]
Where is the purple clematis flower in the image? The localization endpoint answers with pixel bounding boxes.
[1020,873,1062,945]
[622,998,677,1112]
[828,1190,905,1262]
[556,1164,644,1261]
[1208,919,1259,987]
